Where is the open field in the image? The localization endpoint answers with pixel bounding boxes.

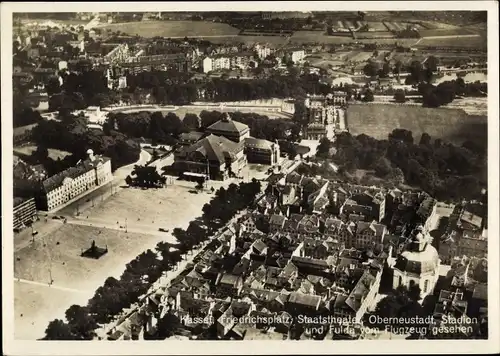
[84,184,213,231]
[14,224,167,291]
[13,146,71,160]
[446,97,488,116]
[346,104,487,145]
[416,35,487,49]
[20,18,88,26]
[15,280,90,340]
[355,32,395,39]
[365,22,390,31]
[115,29,421,47]
[417,20,461,30]
[14,223,170,339]
[434,72,487,85]
[14,181,215,339]
[98,20,240,37]
[419,28,481,37]
[200,35,289,46]
[347,51,374,62]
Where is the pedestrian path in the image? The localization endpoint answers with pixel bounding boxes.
[15,278,90,295]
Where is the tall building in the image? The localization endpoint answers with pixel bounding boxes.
[392,225,440,299]
[38,150,112,211]
[206,113,250,143]
[13,197,37,231]
[244,137,280,165]
[290,49,306,64]
[202,57,213,73]
[254,44,272,60]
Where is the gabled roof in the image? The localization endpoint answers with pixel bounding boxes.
[324,217,344,231]
[179,131,204,142]
[177,134,243,163]
[356,220,386,238]
[42,155,110,192]
[251,239,268,254]
[344,269,378,312]
[288,292,322,310]
[207,113,249,134]
[285,172,303,185]
[245,137,274,150]
[218,273,241,287]
[269,214,286,227]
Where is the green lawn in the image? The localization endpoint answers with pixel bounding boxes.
[346,103,487,145]
[99,20,240,37]
[416,34,487,49]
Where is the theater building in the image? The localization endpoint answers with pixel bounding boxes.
[206,113,250,143]
[174,134,247,180]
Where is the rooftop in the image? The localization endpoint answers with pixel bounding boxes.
[177,134,243,163]
[207,113,249,134]
[42,155,110,192]
[288,292,322,310]
[244,137,275,150]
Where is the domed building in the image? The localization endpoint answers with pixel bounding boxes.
[392,225,440,299]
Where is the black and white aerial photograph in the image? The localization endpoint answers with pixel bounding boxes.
[2,2,499,355]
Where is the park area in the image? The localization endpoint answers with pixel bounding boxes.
[13,182,215,339]
[345,103,487,145]
[107,105,291,120]
[13,145,71,160]
[98,20,240,38]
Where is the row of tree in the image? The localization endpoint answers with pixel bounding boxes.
[47,70,112,111]
[13,86,45,128]
[31,113,141,171]
[124,72,332,105]
[107,110,301,145]
[419,79,487,108]
[316,129,486,201]
[172,181,261,253]
[107,111,187,145]
[43,70,336,113]
[15,114,140,201]
[44,180,261,340]
[125,165,166,188]
[200,110,301,142]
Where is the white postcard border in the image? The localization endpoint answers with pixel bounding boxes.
[2,1,499,355]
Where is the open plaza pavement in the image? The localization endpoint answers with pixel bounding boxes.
[13,149,276,339]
